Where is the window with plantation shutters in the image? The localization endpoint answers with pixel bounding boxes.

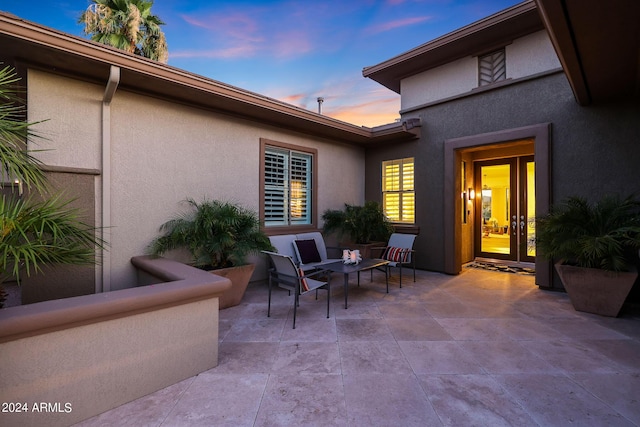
[478,49,506,86]
[382,158,415,224]
[263,144,313,227]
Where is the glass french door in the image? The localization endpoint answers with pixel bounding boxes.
[474,156,535,263]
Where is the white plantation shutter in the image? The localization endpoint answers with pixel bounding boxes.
[382,158,415,224]
[290,152,311,224]
[264,146,312,226]
[264,149,288,225]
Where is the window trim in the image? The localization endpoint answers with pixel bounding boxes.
[259,138,318,235]
[382,157,415,225]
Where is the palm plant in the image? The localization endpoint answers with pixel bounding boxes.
[149,198,273,269]
[536,195,640,271]
[0,65,104,307]
[322,201,393,244]
[80,0,168,63]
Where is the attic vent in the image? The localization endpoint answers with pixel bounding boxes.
[478,49,506,86]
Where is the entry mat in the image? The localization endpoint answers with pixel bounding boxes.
[465,261,535,275]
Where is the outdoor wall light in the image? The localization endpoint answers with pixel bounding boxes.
[468,188,475,200]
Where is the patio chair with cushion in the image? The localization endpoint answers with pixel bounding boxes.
[263,251,331,329]
[372,233,417,288]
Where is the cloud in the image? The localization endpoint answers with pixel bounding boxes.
[364,16,431,34]
[169,45,258,59]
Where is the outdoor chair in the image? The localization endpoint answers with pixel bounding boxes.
[263,251,331,329]
[372,233,417,288]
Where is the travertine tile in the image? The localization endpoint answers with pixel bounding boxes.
[418,374,538,426]
[339,341,412,374]
[495,373,636,426]
[399,341,484,374]
[254,373,347,427]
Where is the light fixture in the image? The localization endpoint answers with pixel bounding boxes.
[468,188,475,200]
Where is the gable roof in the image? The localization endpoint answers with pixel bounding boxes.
[363,0,640,105]
[0,12,419,146]
[363,1,542,94]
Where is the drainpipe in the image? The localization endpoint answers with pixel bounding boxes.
[100,65,120,293]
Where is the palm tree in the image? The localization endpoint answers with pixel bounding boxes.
[0,65,105,307]
[79,0,168,63]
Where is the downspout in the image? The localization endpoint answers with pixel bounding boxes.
[100,65,120,293]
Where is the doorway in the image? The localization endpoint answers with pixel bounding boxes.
[474,156,535,264]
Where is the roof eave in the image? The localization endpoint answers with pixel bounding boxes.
[0,12,415,145]
[362,0,542,93]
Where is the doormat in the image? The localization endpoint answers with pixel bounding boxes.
[466,261,535,275]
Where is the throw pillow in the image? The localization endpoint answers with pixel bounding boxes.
[298,267,310,292]
[385,246,409,263]
[294,239,322,264]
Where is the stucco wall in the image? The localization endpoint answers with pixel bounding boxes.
[400,30,561,111]
[506,30,561,80]
[27,70,365,292]
[366,72,640,284]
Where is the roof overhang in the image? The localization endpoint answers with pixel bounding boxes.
[534,0,640,105]
[362,1,543,94]
[0,12,418,146]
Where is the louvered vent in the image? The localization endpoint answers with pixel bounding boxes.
[478,49,506,86]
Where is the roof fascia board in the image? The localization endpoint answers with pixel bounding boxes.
[0,13,390,143]
[363,1,537,77]
[533,0,590,105]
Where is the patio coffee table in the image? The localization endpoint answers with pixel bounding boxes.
[323,259,390,308]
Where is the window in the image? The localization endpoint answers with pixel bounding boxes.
[261,139,316,228]
[478,49,506,86]
[382,158,414,223]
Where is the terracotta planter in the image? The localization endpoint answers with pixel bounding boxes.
[209,263,256,309]
[555,262,637,317]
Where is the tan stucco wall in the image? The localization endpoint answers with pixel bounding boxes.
[28,70,102,170]
[27,70,364,292]
[400,30,561,110]
[506,30,561,80]
[0,297,219,427]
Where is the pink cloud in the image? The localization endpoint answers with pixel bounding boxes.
[273,31,313,58]
[364,16,431,34]
[169,45,258,59]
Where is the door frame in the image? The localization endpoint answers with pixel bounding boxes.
[443,123,552,288]
[473,156,536,264]
[474,157,518,261]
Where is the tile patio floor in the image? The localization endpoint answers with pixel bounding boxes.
[77,267,640,426]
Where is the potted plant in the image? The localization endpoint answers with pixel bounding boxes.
[536,194,640,316]
[148,198,273,309]
[322,201,394,258]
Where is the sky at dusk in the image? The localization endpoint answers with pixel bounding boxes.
[1,0,520,127]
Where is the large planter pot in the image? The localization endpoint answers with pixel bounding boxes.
[210,263,256,309]
[555,262,637,317]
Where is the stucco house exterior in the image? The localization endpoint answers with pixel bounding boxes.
[363,0,640,291]
[0,10,419,303]
[1,0,639,301]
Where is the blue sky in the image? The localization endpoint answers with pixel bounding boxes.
[1,0,520,127]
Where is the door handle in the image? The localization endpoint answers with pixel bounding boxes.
[520,220,525,236]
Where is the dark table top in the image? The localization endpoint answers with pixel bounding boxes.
[322,258,389,274]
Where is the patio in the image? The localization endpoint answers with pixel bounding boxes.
[76,267,640,426]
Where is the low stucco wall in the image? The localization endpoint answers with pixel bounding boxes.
[0,256,231,427]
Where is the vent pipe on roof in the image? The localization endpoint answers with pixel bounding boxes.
[317,97,324,114]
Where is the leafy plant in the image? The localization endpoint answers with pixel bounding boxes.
[322,201,393,244]
[149,198,274,269]
[0,65,105,307]
[79,0,168,62]
[536,195,640,271]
